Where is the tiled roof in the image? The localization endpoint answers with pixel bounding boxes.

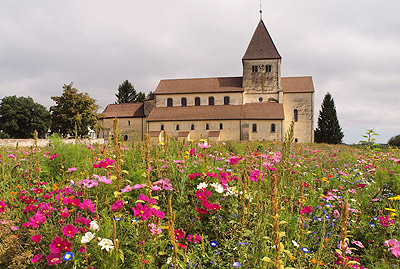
[147,103,284,122]
[242,20,281,60]
[154,77,243,95]
[100,103,145,118]
[281,76,314,93]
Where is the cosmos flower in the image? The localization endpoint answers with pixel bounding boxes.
[111,200,124,211]
[31,254,43,263]
[31,234,42,243]
[62,224,79,238]
[132,203,152,220]
[98,238,114,251]
[81,232,95,244]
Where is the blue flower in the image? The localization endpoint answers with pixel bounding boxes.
[302,247,310,253]
[114,217,122,221]
[369,222,376,227]
[63,252,73,261]
[210,241,218,247]
[231,261,241,267]
[237,242,248,246]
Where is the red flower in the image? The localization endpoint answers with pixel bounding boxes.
[31,234,42,243]
[62,224,79,238]
[299,206,313,214]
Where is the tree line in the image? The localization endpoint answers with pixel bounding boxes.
[0,80,146,139]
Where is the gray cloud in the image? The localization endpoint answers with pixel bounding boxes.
[0,0,399,144]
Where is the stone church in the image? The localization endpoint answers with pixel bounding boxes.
[98,19,315,143]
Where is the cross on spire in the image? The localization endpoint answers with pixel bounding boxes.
[259,0,263,20]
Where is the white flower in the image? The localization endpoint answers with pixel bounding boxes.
[210,183,224,193]
[292,240,299,248]
[89,221,99,231]
[81,232,95,243]
[196,182,208,190]
[98,238,114,251]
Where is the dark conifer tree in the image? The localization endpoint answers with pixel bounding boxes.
[315,92,344,144]
[115,80,137,103]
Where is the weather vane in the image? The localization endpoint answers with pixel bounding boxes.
[259,0,263,20]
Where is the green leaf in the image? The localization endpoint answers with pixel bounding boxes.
[114,191,121,198]
[261,257,272,263]
[121,170,129,174]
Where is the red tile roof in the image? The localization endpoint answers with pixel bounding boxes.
[242,20,281,60]
[147,103,284,122]
[154,77,243,95]
[281,76,314,93]
[100,103,145,118]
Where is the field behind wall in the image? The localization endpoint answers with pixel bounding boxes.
[1,135,400,268]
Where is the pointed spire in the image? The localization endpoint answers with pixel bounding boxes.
[242,20,281,60]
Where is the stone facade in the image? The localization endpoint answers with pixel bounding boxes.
[98,19,315,143]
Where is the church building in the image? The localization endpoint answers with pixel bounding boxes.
[98,19,315,143]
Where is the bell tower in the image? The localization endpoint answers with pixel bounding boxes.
[242,20,281,94]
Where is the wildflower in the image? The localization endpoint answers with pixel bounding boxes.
[198,142,211,149]
[50,237,71,253]
[98,238,114,251]
[210,241,218,247]
[81,232,95,243]
[228,156,241,165]
[187,234,202,243]
[249,169,263,182]
[93,174,111,184]
[352,240,364,248]
[149,223,162,235]
[132,203,152,220]
[67,167,77,172]
[80,199,97,213]
[47,253,62,265]
[151,208,165,219]
[138,193,157,205]
[62,224,79,238]
[31,234,42,243]
[89,220,99,231]
[379,215,394,227]
[175,228,185,241]
[389,195,400,201]
[299,206,313,214]
[197,182,208,190]
[301,247,310,253]
[31,254,43,263]
[333,209,340,218]
[231,261,241,267]
[292,240,299,247]
[384,239,400,258]
[63,252,73,261]
[310,259,317,264]
[111,200,124,211]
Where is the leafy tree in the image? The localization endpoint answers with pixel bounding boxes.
[115,80,146,103]
[315,92,344,144]
[50,83,99,138]
[0,96,50,138]
[388,134,400,147]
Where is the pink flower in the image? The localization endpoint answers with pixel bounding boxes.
[352,240,364,248]
[151,208,165,219]
[385,239,400,258]
[152,178,174,191]
[132,203,152,220]
[62,224,79,238]
[175,228,185,241]
[138,193,157,205]
[60,207,70,218]
[111,200,124,211]
[198,142,211,149]
[0,201,6,213]
[187,234,202,243]
[227,156,241,165]
[47,252,62,265]
[31,254,43,263]
[49,237,71,253]
[333,209,340,218]
[93,174,112,184]
[67,167,77,172]
[80,199,97,213]
[379,215,394,227]
[31,234,42,243]
[249,170,263,182]
[299,206,313,214]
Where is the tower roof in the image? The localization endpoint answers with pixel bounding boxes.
[242,20,281,60]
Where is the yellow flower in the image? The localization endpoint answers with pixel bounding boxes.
[389,195,400,201]
[312,173,317,176]
[385,208,396,212]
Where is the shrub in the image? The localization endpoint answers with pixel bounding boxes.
[388,134,400,147]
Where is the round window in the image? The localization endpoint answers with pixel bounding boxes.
[258,97,263,102]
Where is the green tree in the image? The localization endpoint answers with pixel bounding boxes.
[0,96,50,138]
[388,134,400,147]
[50,83,99,138]
[115,80,146,103]
[315,92,344,144]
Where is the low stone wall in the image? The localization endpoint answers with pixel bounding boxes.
[0,138,105,148]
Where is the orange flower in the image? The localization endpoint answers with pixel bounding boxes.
[311,259,317,264]
[16,185,22,189]
[319,261,325,265]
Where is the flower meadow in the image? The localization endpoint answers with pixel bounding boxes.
[0,134,400,268]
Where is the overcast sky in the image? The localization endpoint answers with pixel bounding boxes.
[1,0,399,144]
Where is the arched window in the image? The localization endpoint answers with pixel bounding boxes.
[205,124,209,130]
[295,138,298,143]
[161,124,164,131]
[270,123,276,133]
[167,98,173,107]
[191,124,195,130]
[181,97,187,106]
[224,96,230,105]
[128,120,131,126]
[219,123,223,130]
[176,124,180,130]
[124,135,128,141]
[294,109,298,122]
[208,97,214,106]
[252,123,257,133]
[195,97,201,106]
